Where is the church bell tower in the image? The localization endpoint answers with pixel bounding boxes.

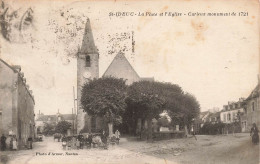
[77,18,99,133]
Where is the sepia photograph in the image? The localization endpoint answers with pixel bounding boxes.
[0,0,259,164]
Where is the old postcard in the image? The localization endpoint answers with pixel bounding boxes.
[0,0,259,164]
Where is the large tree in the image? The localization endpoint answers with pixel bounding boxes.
[55,120,72,135]
[42,122,56,136]
[81,77,127,132]
[126,81,167,140]
[126,81,200,139]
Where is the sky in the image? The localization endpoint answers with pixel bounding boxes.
[1,0,259,115]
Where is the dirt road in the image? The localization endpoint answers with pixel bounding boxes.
[1,133,259,164]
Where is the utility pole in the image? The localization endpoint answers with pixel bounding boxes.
[73,86,77,134]
[72,108,74,135]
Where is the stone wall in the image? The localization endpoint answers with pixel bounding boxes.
[245,97,260,132]
[0,60,15,136]
[0,59,35,149]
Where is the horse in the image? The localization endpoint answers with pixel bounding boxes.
[53,133,62,142]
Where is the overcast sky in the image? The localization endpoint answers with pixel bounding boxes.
[1,0,259,115]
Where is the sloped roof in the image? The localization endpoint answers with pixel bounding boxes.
[80,18,98,55]
[246,83,259,100]
[140,77,154,82]
[200,111,209,117]
[36,114,75,122]
[208,112,220,118]
[102,52,140,85]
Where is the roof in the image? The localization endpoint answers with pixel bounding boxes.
[36,114,75,122]
[246,83,259,101]
[200,111,209,117]
[140,77,155,82]
[80,18,98,55]
[0,58,17,73]
[208,112,220,118]
[102,52,140,85]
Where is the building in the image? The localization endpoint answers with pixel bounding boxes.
[220,98,245,124]
[35,110,75,135]
[76,19,154,134]
[206,112,221,124]
[242,80,260,132]
[0,59,35,149]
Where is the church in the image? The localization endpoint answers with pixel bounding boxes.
[76,19,153,134]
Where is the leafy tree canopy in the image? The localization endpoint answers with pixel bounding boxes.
[81,77,127,124]
[55,120,72,135]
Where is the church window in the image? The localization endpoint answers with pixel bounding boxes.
[86,55,91,67]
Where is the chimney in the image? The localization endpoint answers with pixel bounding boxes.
[12,65,21,72]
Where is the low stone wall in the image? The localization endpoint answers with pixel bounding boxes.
[153,131,185,140]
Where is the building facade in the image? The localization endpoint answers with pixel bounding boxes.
[242,82,260,132]
[220,99,245,124]
[0,59,35,149]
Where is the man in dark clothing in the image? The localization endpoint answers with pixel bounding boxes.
[1,134,7,151]
[250,123,259,145]
[28,137,33,149]
[101,130,108,149]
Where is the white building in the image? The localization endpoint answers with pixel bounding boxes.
[220,99,245,124]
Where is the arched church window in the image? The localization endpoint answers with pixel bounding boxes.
[86,55,91,67]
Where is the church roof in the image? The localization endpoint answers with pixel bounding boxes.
[80,18,98,55]
[102,52,141,85]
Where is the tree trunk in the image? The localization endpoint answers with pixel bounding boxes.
[108,122,113,137]
[147,118,153,142]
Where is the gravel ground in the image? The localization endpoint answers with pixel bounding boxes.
[1,133,259,164]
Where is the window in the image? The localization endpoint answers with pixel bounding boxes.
[227,113,231,121]
[252,102,255,111]
[86,55,91,67]
[223,114,226,122]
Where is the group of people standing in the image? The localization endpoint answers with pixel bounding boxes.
[0,134,18,151]
[61,130,120,150]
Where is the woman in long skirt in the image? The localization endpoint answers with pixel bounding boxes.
[250,123,259,145]
[12,136,18,150]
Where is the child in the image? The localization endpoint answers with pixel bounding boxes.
[62,140,67,150]
[115,130,120,145]
[12,135,17,150]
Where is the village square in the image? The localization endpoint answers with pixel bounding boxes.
[0,0,259,164]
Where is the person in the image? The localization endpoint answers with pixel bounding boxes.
[115,130,120,144]
[86,133,92,149]
[76,139,80,150]
[10,136,13,150]
[250,123,259,145]
[190,125,197,140]
[27,137,33,149]
[12,135,18,150]
[67,140,72,150]
[1,134,7,151]
[72,136,77,149]
[101,130,108,149]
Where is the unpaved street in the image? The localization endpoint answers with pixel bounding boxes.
[1,133,259,164]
